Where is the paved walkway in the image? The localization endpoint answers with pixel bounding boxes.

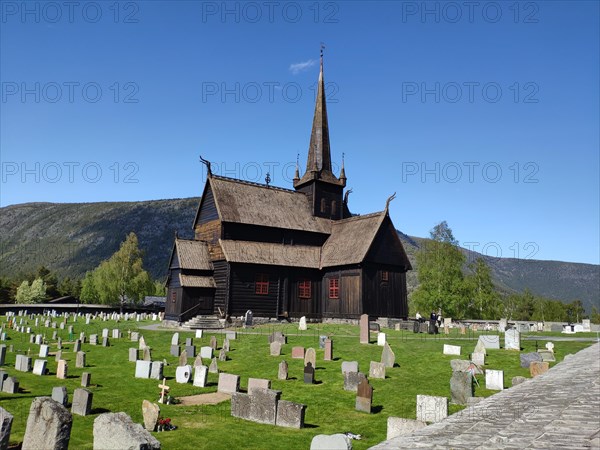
[371,343,600,449]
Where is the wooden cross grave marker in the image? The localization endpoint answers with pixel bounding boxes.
[158,378,170,404]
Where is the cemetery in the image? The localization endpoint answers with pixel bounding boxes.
[0,311,596,449]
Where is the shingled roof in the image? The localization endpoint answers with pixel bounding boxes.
[210,176,331,234]
[179,274,216,288]
[173,239,212,271]
[220,239,321,269]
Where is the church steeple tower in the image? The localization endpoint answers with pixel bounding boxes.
[294,46,346,220]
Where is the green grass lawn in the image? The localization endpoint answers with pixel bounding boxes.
[0,318,595,449]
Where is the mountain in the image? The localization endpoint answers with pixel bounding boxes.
[1,200,598,312]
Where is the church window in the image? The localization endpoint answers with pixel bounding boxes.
[381,271,389,281]
[298,279,312,298]
[329,278,339,299]
[255,273,269,295]
[171,290,177,303]
[320,198,326,213]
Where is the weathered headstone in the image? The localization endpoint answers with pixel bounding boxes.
[244,310,253,327]
[231,392,252,420]
[171,332,179,346]
[298,316,307,331]
[538,350,555,362]
[210,336,217,350]
[219,348,227,361]
[2,377,18,394]
[504,329,520,350]
[71,388,93,416]
[291,347,304,359]
[81,372,91,387]
[485,369,504,390]
[479,335,500,349]
[341,361,359,374]
[142,347,151,362]
[195,329,203,339]
[359,314,369,344]
[57,360,68,379]
[355,378,373,413]
[15,354,32,372]
[218,373,240,394]
[142,400,160,432]
[33,359,47,376]
[200,346,213,359]
[138,336,147,350]
[530,361,550,377]
[319,335,327,349]
[0,407,13,450]
[193,365,208,387]
[75,351,86,368]
[416,395,447,423]
[129,348,138,362]
[381,342,395,368]
[276,400,306,429]
[52,386,68,406]
[310,434,351,450]
[135,360,152,379]
[270,341,282,356]
[520,352,542,368]
[443,344,461,355]
[248,378,271,394]
[268,331,286,344]
[471,352,485,366]
[369,361,385,379]
[304,348,316,368]
[278,360,288,380]
[249,388,281,425]
[73,340,81,353]
[324,339,333,361]
[473,339,487,355]
[209,357,219,373]
[170,345,180,357]
[304,362,315,384]
[39,344,49,358]
[377,332,386,346]
[93,412,160,450]
[344,371,366,392]
[22,397,72,450]
[178,349,188,367]
[222,338,230,352]
[150,361,164,380]
[386,417,426,440]
[175,365,192,384]
[102,337,109,347]
[450,371,473,405]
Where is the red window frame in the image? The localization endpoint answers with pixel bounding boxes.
[171,290,177,303]
[328,278,339,299]
[255,273,269,295]
[298,279,312,299]
[381,271,389,281]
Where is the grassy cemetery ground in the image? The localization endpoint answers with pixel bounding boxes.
[0,317,596,449]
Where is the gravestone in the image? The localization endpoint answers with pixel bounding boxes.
[443,344,461,355]
[90,335,97,345]
[193,365,208,387]
[102,329,109,338]
[195,329,203,339]
[131,331,139,342]
[112,329,120,339]
[22,397,72,450]
[171,332,179,346]
[142,400,160,432]
[218,373,240,394]
[209,357,219,373]
[57,360,68,379]
[15,354,32,372]
[381,342,395,368]
[530,361,549,377]
[520,352,542,368]
[71,388,93,416]
[377,332,386,346]
[369,361,385,379]
[143,347,151,362]
[244,310,253,327]
[52,386,68,406]
[93,412,160,450]
[310,434,351,450]
[304,362,315,384]
[504,329,520,350]
[276,400,306,429]
[139,336,147,350]
[471,352,485,366]
[298,316,307,331]
[194,354,203,368]
[170,345,180,357]
[278,360,288,380]
[582,319,591,331]
[81,372,91,387]
[231,392,252,420]
[324,339,333,361]
[0,407,12,450]
[33,359,47,376]
[249,388,281,425]
[158,378,170,404]
[179,349,188,367]
[341,361,359,374]
[498,318,508,332]
[304,348,316,368]
[150,361,164,380]
[359,314,369,344]
[270,341,282,356]
[175,365,192,384]
[473,339,487,355]
[226,331,236,340]
[2,377,18,394]
[416,395,447,423]
[479,335,500,349]
[200,346,213,359]
[538,350,555,362]
[219,348,227,361]
[450,359,472,373]
[135,360,152,379]
[319,335,327,349]
[387,417,426,440]
[210,336,217,350]
[222,338,230,352]
[291,347,304,359]
[450,371,473,404]
[355,378,373,413]
[129,348,138,362]
[343,371,366,392]
[76,351,86,368]
[39,344,49,358]
[248,378,271,394]
[485,369,504,390]
[73,340,81,352]
[0,371,6,391]
[545,342,555,352]
[102,337,109,347]
[268,331,286,344]
[0,346,4,366]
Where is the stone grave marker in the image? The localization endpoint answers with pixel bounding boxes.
[270,341,282,356]
[341,361,359,374]
[471,352,485,366]
[505,329,520,350]
[219,348,227,362]
[81,372,91,387]
[171,333,179,346]
[57,360,68,379]
[22,397,72,450]
[231,392,252,420]
[139,336,147,350]
[170,345,180,357]
[268,331,286,344]
[485,369,504,390]
[102,337,109,347]
[131,331,139,341]
[416,395,447,423]
[530,361,549,377]
[545,342,555,352]
[473,339,487,355]
[248,378,271,394]
[304,362,315,384]
[0,345,4,366]
[450,371,473,404]
[369,361,385,379]
[210,336,217,350]
[324,339,333,361]
[291,347,304,359]
[218,373,240,394]
[90,334,98,345]
[102,329,109,338]
[112,329,121,339]
[93,412,160,450]
[479,335,500,349]
[178,349,188,367]
[298,316,307,331]
[244,310,253,327]
[15,355,32,372]
[32,359,47,376]
[249,388,281,425]
[135,360,152,379]
[386,417,426,440]
[51,386,68,406]
[193,354,203,368]
[2,377,18,394]
[538,350,555,362]
[520,352,542,368]
[150,361,164,380]
[142,400,160,432]
[381,342,395,368]
[39,344,49,358]
[359,314,369,344]
[75,351,86,368]
[71,388,93,416]
[223,338,230,352]
[443,344,461,355]
[209,357,219,373]
[304,348,316,368]
[276,400,306,429]
[355,378,373,413]
[193,365,208,387]
[200,346,213,359]
[143,347,152,361]
[377,332,386,346]
[226,331,236,340]
[175,365,192,384]
[319,335,327,349]
[278,360,288,380]
[129,348,138,362]
[310,434,351,450]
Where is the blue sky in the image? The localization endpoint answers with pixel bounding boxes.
[1,1,598,265]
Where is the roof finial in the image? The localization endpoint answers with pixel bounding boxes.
[340,152,346,181]
[293,153,300,182]
[265,172,271,187]
[199,155,212,177]
[320,42,325,68]
[385,192,397,213]
[343,188,353,205]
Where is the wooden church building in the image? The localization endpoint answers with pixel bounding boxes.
[164,54,411,325]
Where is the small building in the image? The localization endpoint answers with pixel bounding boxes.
[164,53,411,325]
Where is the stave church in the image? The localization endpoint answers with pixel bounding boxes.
[164,52,411,326]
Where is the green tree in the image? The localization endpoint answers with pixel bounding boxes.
[80,232,154,310]
[0,277,13,303]
[512,289,536,320]
[36,266,59,299]
[15,278,47,303]
[58,276,81,298]
[591,306,600,324]
[565,300,586,323]
[464,258,500,319]
[80,271,99,303]
[153,280,166,296]
[412,221,467,318]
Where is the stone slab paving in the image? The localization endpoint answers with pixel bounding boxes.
[370,342,600,449]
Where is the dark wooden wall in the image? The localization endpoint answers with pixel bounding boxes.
[296,180,343,220]
[362,264,408,318]
[228,263,280,316]
[286,268,321,318]
[223,222,328,246]
[213,260,228,315]
[321,268,362,317]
